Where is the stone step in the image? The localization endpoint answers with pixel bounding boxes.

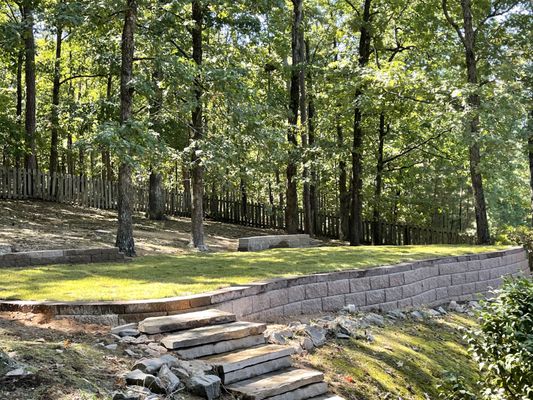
[266,382,329,400]
[308,395,346,400]
[138,309,236,335]
[222,356,293,385]
[176,335,267,360]
[161,320,266,350]
[226,368,324,400]
[202,344,295,374]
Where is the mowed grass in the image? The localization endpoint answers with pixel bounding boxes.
[0,245,508,301]
[306,313,479,400]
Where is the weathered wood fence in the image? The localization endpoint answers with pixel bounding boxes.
[0,167,469,245]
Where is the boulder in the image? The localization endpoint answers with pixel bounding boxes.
[157,365,180,394]
[189,375,221,400]
[132,358,164,375]
[305,325,327,347]
[125,370,166,394]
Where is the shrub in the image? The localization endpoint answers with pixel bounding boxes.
[467,278,533,400]
[437,373,479,400]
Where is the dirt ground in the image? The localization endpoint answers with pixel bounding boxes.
[0,199,284,256]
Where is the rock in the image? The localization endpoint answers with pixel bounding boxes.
[300,337,314,351]
[305,325,327,347]
[424,309,442,318]
[5,368,30,378]
[342,304,357,313]
[112,389,145,400]
[410,311,424,320]
[132,358,164,375]
[158,364,180,394]
[125,370,166,394]
[468,301,481,310]
[111,323,138,335]
[448,301,459,311]
[124,349,138,357]
[105,344,118,351]
[336,333,350,340]
[437,307,447,315]
[387,310,406,320]
[189,375,221,400]
[267,330,293,345]
[334,316,361,336]
[362,313,385,327]
[119,329,140,338]
[158,354,180,369]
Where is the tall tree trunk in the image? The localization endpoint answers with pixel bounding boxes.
[286,0,303,234]
[15,49,23,168]
[115,0,137,257]
[148,62,165,220]
[461,0,490,244]
[307,60,317,236]
[528,109,533,226]
[22,1,37,171]
[372,112,386,245]
[338,120,350,241]
[49,25,63,174]
[300,36,312,235]
[102,72,114,181]
[349,0,372,246]
[189,0,207,249]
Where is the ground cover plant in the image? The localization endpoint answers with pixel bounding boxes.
[0,245,507,301]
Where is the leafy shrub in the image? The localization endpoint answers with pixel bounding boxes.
[437,373,479,400]
[467,278,533,399]
[494,226,533,252]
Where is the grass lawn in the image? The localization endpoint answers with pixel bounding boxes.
[0,245,508,302]
[305,313,479,400]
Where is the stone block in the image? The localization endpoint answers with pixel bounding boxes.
[366,289,385,305]
[462,283,476,295]
[322,295,345,312]
[231,297,253,317]
[349,277,370,292]
[411,290,436,306]
[377,301,398,312]
[385,286,402,302]
[287,275,317,287]
[288,286,305,303]
[283,302,302,316]
[327,280,349,296]
[467,260,482,270]
[435,275,451,287]
[301,298,322,314]
[436,287,449,300]
[389,273,404,287]
[475,281,489,293]
[305,282,328,299]
[344,292,366,307]
[269,289,289,308]
[447,285,462,298]
[479,269,491,281]
[451,273,466,285]
[439,261,467,275]
[465,271,479,283]
[398,298,412,309]
[252,294,270,313]
[369,275,390,290]
[402,282,422,298]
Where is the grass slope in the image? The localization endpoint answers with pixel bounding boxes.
[305,313,479,400]
[0,245,507,301]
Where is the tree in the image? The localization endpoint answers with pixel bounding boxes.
[115,0,137,256]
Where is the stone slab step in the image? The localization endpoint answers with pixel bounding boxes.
[175,335,267,360]
[308,395,346,400]
[138,309,236,335]
[162,321,266,350]
[226,368,324,400]
[266,382,329,400]
[222,356,293,385]
[202,344,295,373]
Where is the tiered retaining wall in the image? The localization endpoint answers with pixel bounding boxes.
[0,247,125,268]
[0,247,529,325]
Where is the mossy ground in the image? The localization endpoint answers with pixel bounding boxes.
[0,245,506,301]
[304,313,479,400]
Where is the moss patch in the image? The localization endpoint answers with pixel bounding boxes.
[305,313,479,400]
[0,245,507,301]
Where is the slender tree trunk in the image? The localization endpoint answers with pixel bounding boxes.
[148,62,165,220]
[286,0,303,234]
[528,110,533,226]
[372,112,386,245]
[349,0,372,246]
[15,49,23,168]
[461,0,490,244]
[49,26,63,174]
[22,1,37,171]
[338,120,350,241]
[115,0,137,257]
[307,63,317,236]
[300,36,312,235]
[189,0,207,249]
[102,73,114,181]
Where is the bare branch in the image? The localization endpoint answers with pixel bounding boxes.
[383,131,446,165]
[59,74,107,86]
[475,1,517,40]
[169,39,192,59]
[442,0,466,46]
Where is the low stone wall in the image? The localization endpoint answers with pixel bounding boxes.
[0,247,528,325]
[0,247,125,268]
[238,234,311,251]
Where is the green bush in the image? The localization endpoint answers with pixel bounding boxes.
[437,374,479,400]
[467,278,533,400]
[494,226,533,252]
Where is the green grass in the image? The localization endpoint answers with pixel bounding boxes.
[0,245,507,301]
[306,313,480,400]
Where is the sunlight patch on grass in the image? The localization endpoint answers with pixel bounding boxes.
[0,245,508,301]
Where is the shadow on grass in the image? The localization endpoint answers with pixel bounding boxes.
[1,245,507,301]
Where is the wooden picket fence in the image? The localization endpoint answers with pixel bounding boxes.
[0,166,469,245]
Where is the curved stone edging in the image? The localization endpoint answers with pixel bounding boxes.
[0,247,529,325]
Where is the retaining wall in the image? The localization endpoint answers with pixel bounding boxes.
[0,247,125,268]
[0,247,529,325]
